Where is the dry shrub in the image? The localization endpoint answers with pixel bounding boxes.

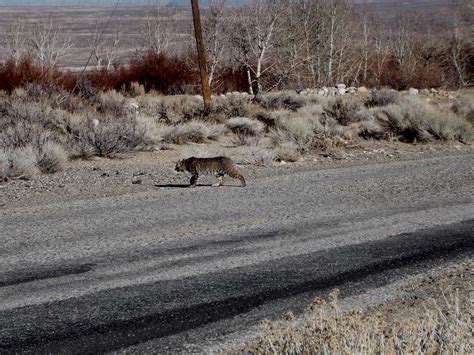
[376,96,472,143]
[451,94,474,123]
[159,121,227,144]
[269,119,315,152]
[212,95,250,120]
[257,91,306,111]
[36,141,67,174]
[238,146,276,166]
[69,118,151,158]
[129,82,146,97]
[324,97,363,126]
[365,89,399,107]
[267,105,349,159]
[0,97,71,144]
[360,117,388,140]
[146,95,207,123]
[245,288,472,354]
[226,117,264,137]
[275,142,301,162]
[0,146,40,179]
[96,90,129,117]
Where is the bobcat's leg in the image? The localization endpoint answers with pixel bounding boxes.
[228,171,246,187]
[189,174,199,187]
[212,174,224,187]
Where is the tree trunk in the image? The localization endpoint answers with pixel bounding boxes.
[191,0,212,108]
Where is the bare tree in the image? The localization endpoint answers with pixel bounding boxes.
[91,22,123,70]
[293,0,321,87]
[1,19,29,64]
[105,28,123,70]
[203,0,227,87]
[444,0,473,87]
[320,0,353,85]
[29,18,73,69]
[91,21,106,69]
[231,0,284,94]
[270,0,310,90]
[142,1,179,54]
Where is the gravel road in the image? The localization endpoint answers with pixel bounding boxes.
[0,154,473,353]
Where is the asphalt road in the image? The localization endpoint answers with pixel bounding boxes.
[1,154,473,354]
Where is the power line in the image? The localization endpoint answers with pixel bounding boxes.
[68,0,121,97]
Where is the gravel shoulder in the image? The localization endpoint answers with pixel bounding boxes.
[1,140,472,209]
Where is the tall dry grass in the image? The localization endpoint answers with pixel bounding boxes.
[244,288,472,354]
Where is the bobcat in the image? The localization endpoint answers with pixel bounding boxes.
[175,156,246,187]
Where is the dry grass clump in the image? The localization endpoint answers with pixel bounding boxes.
[212,95,251,121]
[274,142,302,162]
[137,94,251,124]
[244,288,472,354]
[257,91,306,112]
[226,117,264,146]
[238,146,276,166]
[128,82,146,97]
[267,104,348,159]
[35,141,67,173]
[324,97,363,126]
[375,96,472,143]
[68,117,151,158]
[96,90,130,118]
[0,146,40,179]
[365,89,400,107]
[0,96,70,136]
[450,94,474,123]
[158,121,227,145]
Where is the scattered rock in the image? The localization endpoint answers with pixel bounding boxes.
[92,118,100,127]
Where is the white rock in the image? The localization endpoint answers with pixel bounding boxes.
[358,86,369,93]
[347,87,357,94]
[92,118,100,127]
[335,83,346,89]
[124,99,139,111]
[337,88,346,95]
[408,88,419,95]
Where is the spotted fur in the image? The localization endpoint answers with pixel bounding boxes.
[175,156,246,187]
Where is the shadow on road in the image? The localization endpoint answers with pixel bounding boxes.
[154,183,211,188]
[154,184,243,188]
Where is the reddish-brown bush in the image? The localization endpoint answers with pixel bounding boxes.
[0,56,78,94]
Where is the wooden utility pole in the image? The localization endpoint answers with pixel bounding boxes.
[191,0,212,109]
